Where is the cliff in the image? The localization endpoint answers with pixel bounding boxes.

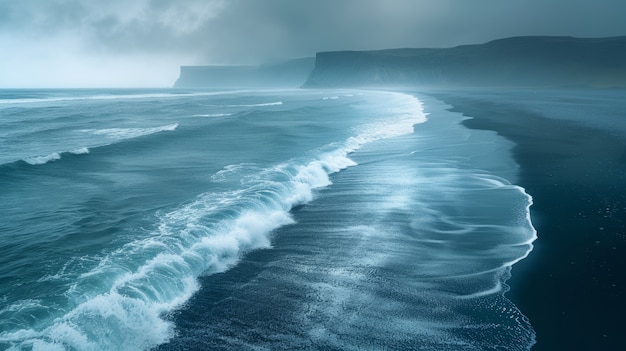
[303,36,626,88]
[174,57,315,88]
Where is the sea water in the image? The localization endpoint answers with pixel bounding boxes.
[0,89,536,350]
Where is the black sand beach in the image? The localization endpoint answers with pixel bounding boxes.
[427,89,626,351]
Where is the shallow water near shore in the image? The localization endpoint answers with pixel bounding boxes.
[428,88,626,351]
[0,89,535,350]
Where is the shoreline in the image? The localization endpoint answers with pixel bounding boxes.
[423,89,626,351]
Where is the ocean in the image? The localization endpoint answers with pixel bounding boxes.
[0,88,536,350]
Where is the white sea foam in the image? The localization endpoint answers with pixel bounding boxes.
[19,148,90,166]
[0,91,249,106]
[349,92,427,149]
[192,113,232,117]
[275,95,537,350]
[225,101,283,107]
[211,163,259,182]
[322,96,340,100]
[69,147,90,155]
[23,153,61,165]
[86,123,178,139]
[5,156,346,349]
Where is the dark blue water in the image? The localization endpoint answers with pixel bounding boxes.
[0,89,536,350]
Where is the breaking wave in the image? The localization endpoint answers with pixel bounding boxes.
[0,92,426,350]
[84,123,179,140]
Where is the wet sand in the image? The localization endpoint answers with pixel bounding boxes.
[427,89,626,351]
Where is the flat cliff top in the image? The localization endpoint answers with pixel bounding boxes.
[304,36,626,88]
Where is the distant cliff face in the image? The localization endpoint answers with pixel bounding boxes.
[303,36,626,89]
[174,58,315,88]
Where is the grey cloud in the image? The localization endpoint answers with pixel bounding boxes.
[1,0,625,87]
[0,0,226,53]
[181,0,626,63]
[83,0,226,53]
[3,0,626,62]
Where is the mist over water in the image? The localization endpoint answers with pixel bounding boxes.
[0,89,535,350]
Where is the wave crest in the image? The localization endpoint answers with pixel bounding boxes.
[23,153,61,165]
[86,123,178,140]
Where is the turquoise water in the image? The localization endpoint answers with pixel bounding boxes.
[0,89,536,350]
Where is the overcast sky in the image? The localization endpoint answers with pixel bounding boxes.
[1,0,625,88]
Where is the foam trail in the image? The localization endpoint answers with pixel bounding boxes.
[23,153,61,165]
[69,148,90,155]
[0,91,250,105]
[86,123,178,140]
[17,148,91,167]
[14,124,177,166]
[192,113,232,117]
[224,101,283,107]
